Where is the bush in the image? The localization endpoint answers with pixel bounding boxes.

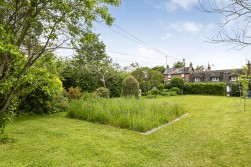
[231,82,240,96]
[164,83,171,89]
[67,86,82,99]
[169,91,178,96]
[161,92,169,96]
[157,84,165,91]
[171,87,181,94]
[122,75,139,98]
[94,87,110,98]
[184,82,226,96]
[162,89,169,92]
[170,77,184,89]
[148,88,160,95]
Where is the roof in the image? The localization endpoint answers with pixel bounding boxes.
[163,67,193,75]
[190,68,243,84]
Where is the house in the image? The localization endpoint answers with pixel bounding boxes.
[163,60,251,96]
[163,62,194,83]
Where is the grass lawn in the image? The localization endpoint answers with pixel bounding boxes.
[0,95,250,166]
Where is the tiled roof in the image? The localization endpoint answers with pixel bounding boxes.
[190,69,243,84]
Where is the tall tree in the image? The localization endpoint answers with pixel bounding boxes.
[172,61,184,68]
[199,0,251,49]
[131,67,163,94]
[152,66,166,74]
[0,0,120,115]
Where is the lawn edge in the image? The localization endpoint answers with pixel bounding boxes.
[143,113,189,135]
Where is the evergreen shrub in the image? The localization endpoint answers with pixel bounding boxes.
[122,75,139,98]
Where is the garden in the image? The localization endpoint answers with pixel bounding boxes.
[0,96,250,166]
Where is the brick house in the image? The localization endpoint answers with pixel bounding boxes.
[163,62,194,83]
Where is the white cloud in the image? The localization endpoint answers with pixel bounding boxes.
[161,33,173,40]
[170,21,203,33]
[166,0,198,11]
[145,0,198,11]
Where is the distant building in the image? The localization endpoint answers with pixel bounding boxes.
[163,60,251,96]
[163,62,194,83]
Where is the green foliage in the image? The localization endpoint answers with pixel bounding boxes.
[152,66,166,74]
[18,67,64,114]
[67,98,184,132]
[131,67,163,94]
[157,84,165,91]
[184,82,226,96]
[164,83,172,89]
[231,83,240,97]
[122,75,139,98]
[148,88,160,95]
[170,77,184,89]
[171,87,181,94]
[172,61,184,68]
[94,87,110,98]
[67,86,82,100]
[106,74,123,97]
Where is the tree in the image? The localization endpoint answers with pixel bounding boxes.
[196,65,206,71]
[0,0,120,115]
[152,66,166,74]
[238,66,251,111]
[172,61,184,68]
[199,0,251,49]
[131,67,163,95]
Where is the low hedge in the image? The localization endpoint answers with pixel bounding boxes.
[184,82,226,96]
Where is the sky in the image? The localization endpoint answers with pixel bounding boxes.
[59,0,251,70]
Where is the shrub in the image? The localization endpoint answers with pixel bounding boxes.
[94,87,110,98]
[162,89,169,92]
[169,91,178,96]
[157,84,165,91]
[231,83,240,96]
[170,77,184,89]
[148,88,160,95]
[161,92,169,96]
[171,87,181,94]
[184,82,226,96]
[122,75,139,98]
[164,83,171,89]
[67,86,82,99]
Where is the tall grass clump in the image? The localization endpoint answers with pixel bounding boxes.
[66,98,185,132]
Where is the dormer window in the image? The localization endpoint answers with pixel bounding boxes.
[231,76,237,81]
[212,77,220,82]
[194,77,202,82]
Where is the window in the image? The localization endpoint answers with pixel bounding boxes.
[194,77,202,82]
[168,74,171,80]
[181,74,184,78]
[231,76,237,81]
[212,77,220,82]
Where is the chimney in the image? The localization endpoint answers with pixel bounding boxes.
[189,62,193,68]
[207,62,211,71]
[166,65,169,70]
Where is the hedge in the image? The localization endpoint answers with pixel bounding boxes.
[183,82,226,96]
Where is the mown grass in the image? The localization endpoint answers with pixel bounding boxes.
[66,98,185,132]
[0,96,250,166]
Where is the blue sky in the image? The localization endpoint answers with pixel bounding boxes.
[59,0,251,70]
